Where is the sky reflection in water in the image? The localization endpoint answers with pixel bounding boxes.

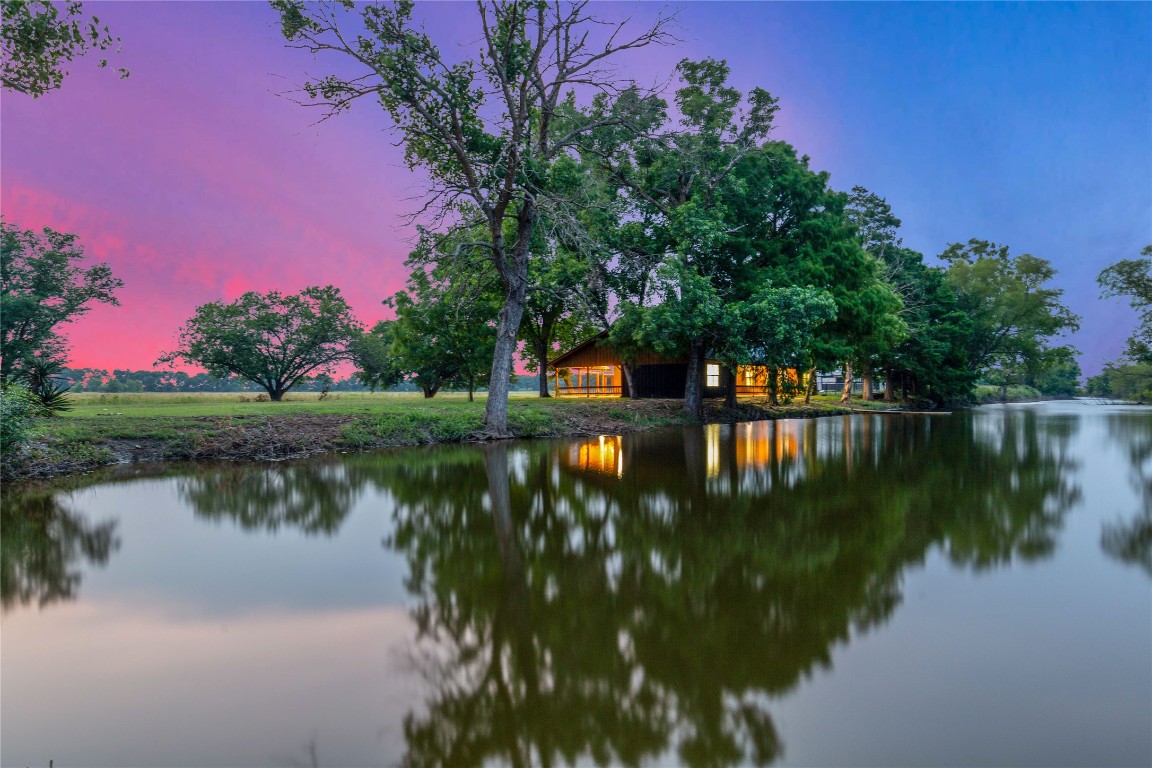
[2,402,1150,767]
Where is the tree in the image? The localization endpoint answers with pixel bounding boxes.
[590,58,780,417]
[1098,245,1152,363]
[845,189,974,405]
[519,241,601,397]
[157,286,362,401]
[385,262,500,400]
[942,239,1080,388]
[0,220,122,379]
[350,321,402,392]
[273,0,673,435]
[2,0,127,97]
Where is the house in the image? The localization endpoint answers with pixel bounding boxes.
[549,331,806,399]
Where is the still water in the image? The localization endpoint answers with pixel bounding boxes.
[2,401,1150,767]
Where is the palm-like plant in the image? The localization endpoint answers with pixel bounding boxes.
[21,357,73,415]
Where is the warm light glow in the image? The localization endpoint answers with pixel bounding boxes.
[570,435,623,476]
[706,424,721,478]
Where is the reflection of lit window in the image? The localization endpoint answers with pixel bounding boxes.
[706,364,720,387]
[706,424,720,479]
[572,435,623,476]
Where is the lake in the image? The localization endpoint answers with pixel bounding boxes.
[2,401,1150,767]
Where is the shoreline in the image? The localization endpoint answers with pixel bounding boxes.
[2,397,914,484]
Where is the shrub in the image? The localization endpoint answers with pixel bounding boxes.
[1,382,38,456]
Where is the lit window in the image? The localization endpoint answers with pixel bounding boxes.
[706,364,720,387]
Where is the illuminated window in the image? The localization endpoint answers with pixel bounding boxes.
[706,364,720,387]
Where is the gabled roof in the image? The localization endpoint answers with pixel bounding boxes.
[549,330,616,368]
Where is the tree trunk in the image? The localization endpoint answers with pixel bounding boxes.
[484,204,533,437]
[768,366,779,406]
[901,373,908,401]
[725,365,737,409]
[884,367,895,402]
[862,364,873,401]
[683,338,705,421]
[622,362,637,399]
[536,342,550,397]
[422,384,439,399]
[839,361,853,404]
[804,366,816,405]
[468,373,475,402]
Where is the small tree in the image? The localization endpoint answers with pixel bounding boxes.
[385,264,500,400]
[2,0,127,97]
[351,321,402,392]
[1098,245,1152,363]
[1,220,123,379]
[158,286,362,401]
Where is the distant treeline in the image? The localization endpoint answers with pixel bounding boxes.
[56,368,542,394]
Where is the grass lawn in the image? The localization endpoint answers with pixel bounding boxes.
[63,390,519,418]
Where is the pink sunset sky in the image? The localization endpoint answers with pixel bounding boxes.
[2,2,1149,377]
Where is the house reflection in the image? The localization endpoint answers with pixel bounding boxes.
[562,422,811,485]
[568,434,624,478]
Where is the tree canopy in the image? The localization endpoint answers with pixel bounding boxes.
[1,0,127,97]
[273,0,673,435]
[0,220,122,379]
[157,285,362,401]
[379,261,500,400]
[1098,245,1152,363]
[942,239,1080,387]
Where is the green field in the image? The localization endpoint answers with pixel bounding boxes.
[63,390,536,418]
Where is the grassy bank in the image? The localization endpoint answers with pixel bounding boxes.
[3,391,899,481]
[973,384,1045,404]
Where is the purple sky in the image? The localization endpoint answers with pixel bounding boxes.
[2,1,1149,376]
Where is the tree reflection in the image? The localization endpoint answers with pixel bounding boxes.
[1,490,119,611]
[176,462,358,535]
[358,407,1079,767]
[1101,412,1152,577]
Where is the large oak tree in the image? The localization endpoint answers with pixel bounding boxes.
[272,0,672,435]
[158,286,362,401]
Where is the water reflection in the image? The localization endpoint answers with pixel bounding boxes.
[0,408,1089,765]
[353,409,1081,767]
[1,490,119,611]
[1101,412,1152,577]
[177,463,357,535]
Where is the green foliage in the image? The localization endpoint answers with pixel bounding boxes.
[1086,363,1152,401]
[21,356,73,414]
[273,0,673,434]
[1028,345,1081,396]
[973,384,1042,404]
[942,239,1080,383]
[0,220,122,379]
[384,261,500,399]
[1097,245,1152,363]
[350,322,402,392]
[0,380,37,456]
[1,0,127,97]
[157,285,362,401]
[839,190,976,403]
